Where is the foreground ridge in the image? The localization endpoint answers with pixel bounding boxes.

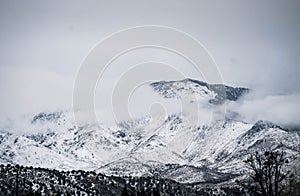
[0,164,245,195]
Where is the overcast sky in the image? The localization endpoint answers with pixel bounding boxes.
[0,0,299,126]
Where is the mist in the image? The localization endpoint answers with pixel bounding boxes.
[0,65,73,120]
[0,0,300,129]
[227,91,300,128]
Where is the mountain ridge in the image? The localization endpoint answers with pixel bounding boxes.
[0,79,299,184]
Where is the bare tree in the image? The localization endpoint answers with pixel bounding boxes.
[243,151,294,196]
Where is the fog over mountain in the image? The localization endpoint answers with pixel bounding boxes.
[1,0,300,129]
[0,2,300,195]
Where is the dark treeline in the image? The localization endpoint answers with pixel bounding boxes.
[1,150,298,196]
[0,164,245,195]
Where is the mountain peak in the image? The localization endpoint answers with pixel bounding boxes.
[150,78,249,104]
[253,120,281,130]
[31,111,64,124]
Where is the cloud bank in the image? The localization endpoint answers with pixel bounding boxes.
[0,1,299,130]
[0,65,73,121]
[228,92,300,128]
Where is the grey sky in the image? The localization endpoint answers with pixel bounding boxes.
[0,0,299,125]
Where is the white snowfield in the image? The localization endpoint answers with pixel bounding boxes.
[0,79,299,183]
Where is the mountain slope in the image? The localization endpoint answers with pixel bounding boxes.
[0,79,299,184]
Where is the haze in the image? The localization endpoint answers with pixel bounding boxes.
[0,0,299,127]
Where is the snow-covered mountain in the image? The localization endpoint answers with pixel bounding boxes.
[150,78,249,104]
[0,79,299,184]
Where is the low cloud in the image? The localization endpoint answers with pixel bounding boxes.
[0,65,73,121]
[227,92,300,128]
